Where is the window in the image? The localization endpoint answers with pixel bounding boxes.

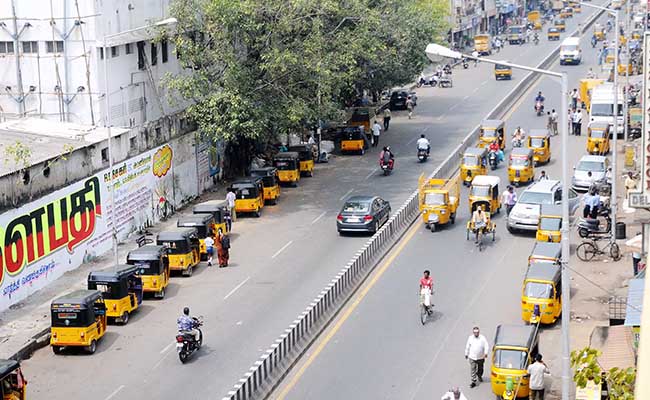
[99,47,104,60]
[22,41,38,54]
[129,137,137,150]
[125,43,133,54]
[111,46,119,57]
[137,41,145,70]
[150,43,158,66]
[101,148,108,163]
[46,41,64,53]
[161,40,168,63]
[0,41,15,54]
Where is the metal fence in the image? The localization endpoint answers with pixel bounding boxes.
[221,8,606,400]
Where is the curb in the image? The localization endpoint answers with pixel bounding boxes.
[10,328,50,362]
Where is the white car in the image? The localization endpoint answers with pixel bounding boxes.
[507,180,580,233]
[571,155,609,192]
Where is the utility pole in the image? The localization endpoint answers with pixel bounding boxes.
[10,0,25,116]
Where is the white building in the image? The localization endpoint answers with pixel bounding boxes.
[0,0,185,128]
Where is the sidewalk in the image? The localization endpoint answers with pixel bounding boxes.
[0,185,228,361]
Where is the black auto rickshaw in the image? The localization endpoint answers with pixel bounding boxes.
[87,265,143,325]
[288,144,315,177]
[193,199,229,234]
[251,167,281,205]
[156,227,200,277]
[50,289,107,354]
[177,214,216,260]
[340,126,369,154]
[127,245,170,299]
[273,152,301,186]
[0,359,26,400]
[231,177,265,217]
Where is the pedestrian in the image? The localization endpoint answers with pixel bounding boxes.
[597,48,604,66]
[625,171,638,199]
[471,50,479,66]
[372,120,382,147]
[572,108,582,135]
[550,109,558,136]
[441,387,468,400]
[465,326,489,388]
[224,208,233,232]
[216,228,230,268]
[570,88,580,109]
[505,186,517,216]
[501,185,511,208]
[406,97,414,119]
[204,234,215,267]
[527,353,550,400]
[383,108,392,131]
[538,170,548,181]
[226,188,237,221]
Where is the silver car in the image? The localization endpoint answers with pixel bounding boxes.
[507,180,579,233]
[571,155,609,192]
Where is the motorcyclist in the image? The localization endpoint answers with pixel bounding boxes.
[379,146,395,169]
[534,91,545,112]
[586,68,596,79]
[591,34,598,47]
[177,307,200,341]
[513,126,525,147]
[416,134,430,155]
[441,387,468,400]
[488,141,504,163]
[533,31,539,43]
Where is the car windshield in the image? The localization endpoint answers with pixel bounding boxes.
[530,138,545,148]
[463,156,479,166]
[577,160,605,172]
[470,185,491,197]
[510,27,523,34]
[540,217,561,230]
[343,201,370,212]
[510,157,530,167]
[425,193,446,205]
[493,349,528,370]
[525,282,553,298]
[590,128,606,138]
[519,191,553,205]
[482,129,497,137]
[563,45,578,52]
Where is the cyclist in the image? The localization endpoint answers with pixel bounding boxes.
[471,207,488,244]
[419,270,434,314]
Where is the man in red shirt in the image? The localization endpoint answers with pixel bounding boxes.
[420,270,434,313]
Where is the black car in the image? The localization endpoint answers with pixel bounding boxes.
[389,90,417,110]
[336,195,391,234]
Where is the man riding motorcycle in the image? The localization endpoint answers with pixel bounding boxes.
[177,307,200,341]
[512,126,525,147]
[379,146,395,170]
[416,134,430,155]
[534,91,545,114]
[488,141,504,163]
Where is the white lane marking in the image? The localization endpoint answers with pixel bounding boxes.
[224,277,251,300]
[160,341,175,354]
[364,168,378,180]
[407,136,419,145]
[236,321,243,325]
[339,188,354,201]
[462,95,470,100]
[152,350,172,370]
[104,385,125,400]
[272,240,293,259]
[436,115,445,121]
[311,211,327,224]
[481,81,488,86]
[449,103,460,111]
[471,86,480,94]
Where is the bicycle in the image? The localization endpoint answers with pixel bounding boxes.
[576,236,621,262]
[419,289,434,325]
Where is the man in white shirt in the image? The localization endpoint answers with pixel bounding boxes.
[372,120,382,147]
[527,353,550,399]
[226,189,237,221]
[204,235,215,266]
[572,109,582,136]
[416,134,430,155]
[465,326,489,387]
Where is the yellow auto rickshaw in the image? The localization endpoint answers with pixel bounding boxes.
[536,204,562,242]
[571,2,581,12]
[579,78,604,112]
[156,227,200,277]
[529,241,561,264]
[0,359,27,400]
[604,47,616,65]
[347,106,376,134]
[479,119,506,149]
[50,289,107,354]
[127,245,170,299]
[491,324,540,398]
[87,265,143,325]
[177,214,216,259]
[469,175,501,214]
[547,27,560,41]
[554,18,566,32]
[586,122,611,155]
[593,23,605,41]
[618,53,633,75]
[474,33,492,55]
[231,177,265,217]
[522,262,562,324]
[340,126,368,154]
[418,176,459,231]
[560,7,573,18]
[494,62,512,80]
[193,199,229,234]
[273,152,301,186]
[251,167,281,205]
[632,30,642,40]
[527,129,551,165]
[508,148,534,186]
[460,147,488,186]
[619,34,627,47]
[527,11,542,30]
[289,144,315,177]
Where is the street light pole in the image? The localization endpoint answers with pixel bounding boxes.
[424,43,572,399]
[103,38,119,267]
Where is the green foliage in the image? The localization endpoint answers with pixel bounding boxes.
[571,346,636,399]
[4,141,32,169]
[167,0,448,145]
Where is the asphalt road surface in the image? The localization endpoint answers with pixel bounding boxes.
[20,3,609,399]
[271,7,616,400]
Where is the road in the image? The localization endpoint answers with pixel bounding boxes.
[20,4,607,399]
[271,7,615,400]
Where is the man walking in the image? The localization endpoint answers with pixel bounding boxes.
[383,108,392,131]
[226,188,237,221]
[550,109,558,136]
[465,326,489,387]
[570,88,580,109]
[527,353,550,399]
[372,120,382,147]
[505,186,517,216]
[572,108,582,135]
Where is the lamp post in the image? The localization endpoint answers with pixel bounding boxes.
[580,2,619,246]
[425,43,572,400]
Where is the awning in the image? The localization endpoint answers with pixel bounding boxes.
[625,278,645,326]
[100,18,177,47]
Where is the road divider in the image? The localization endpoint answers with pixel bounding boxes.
[219,7,607,399]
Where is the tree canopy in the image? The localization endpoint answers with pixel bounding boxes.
[167,0,448,145]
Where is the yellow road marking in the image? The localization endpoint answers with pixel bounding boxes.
[273,221,421,400]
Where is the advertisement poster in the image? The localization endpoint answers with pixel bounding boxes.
[0,144,175,311]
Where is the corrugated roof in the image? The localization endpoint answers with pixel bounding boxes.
[624,278,645,326]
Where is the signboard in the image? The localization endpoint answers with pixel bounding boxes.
[629,32,650,208]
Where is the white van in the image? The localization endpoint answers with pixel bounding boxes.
[560,37,582,65]
[589,83,624,136]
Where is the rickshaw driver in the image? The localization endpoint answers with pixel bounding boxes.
[177,307,200,341]
[471,207,488,243]
[416,134,430,155]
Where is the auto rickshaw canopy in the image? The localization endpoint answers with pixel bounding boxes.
[554,18,566,26]
[251,167,279,185]
[231,177,263,198]
[588,122,610,138]
[0,359,20,381]
[127,245,167,274]
[525,262,561,286]
[273,152,300,169]
[288,145,314,161]
[177,214,214,237]
[463,147,488,165]
[88,265,141,299]
[157,227,198,243]
[530,241,562,262]
[540,204,562,218]
[52,289,103,308]
[471,175,500,191]
[193,199,228,223]
[494,62,511,72]
[51,289,105,327]
[494,324,537,353]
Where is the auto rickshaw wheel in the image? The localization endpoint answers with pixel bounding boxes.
[52,345,62,355]
[255,210,261,218]
[185,266,193,277]
[450,213,456,224]
[86,340,97,354]
[120,311,130,325]
[430,223,436,232]
[156,287,165,299]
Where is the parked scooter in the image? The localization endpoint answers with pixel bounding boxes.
[578,206,612,238]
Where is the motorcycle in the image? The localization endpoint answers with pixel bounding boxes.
[512,137,524,148]
[533,35,539,45]
[176,316,203,363]
[380,158,394,176]
[535,100,544,116]
[443,64,452,75]
[488,150,498,170]
[417,148,428,162]
[577,206,612,238]
[462,58,469,69]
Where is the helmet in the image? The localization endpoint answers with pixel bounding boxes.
[183,307,190,316]
[420,134,425,138]
[386,146,391,151]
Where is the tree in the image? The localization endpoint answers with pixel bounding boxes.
[571,346,636,400]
